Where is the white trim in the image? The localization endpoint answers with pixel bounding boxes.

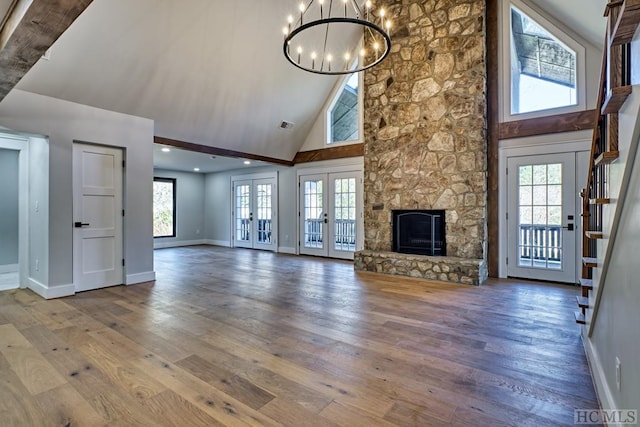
[153,239,207,249]
[0,283,19,291]
[500,0,587,122]
[230,171,277,182]
[278,246,296,255]
[583,336,620,425]
[28,278,75,299]
[0,264,18,274]
[205,239,231,247]
[498,138,591,278]
[125,271,156,285]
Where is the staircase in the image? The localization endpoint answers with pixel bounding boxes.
[576,0,640,325]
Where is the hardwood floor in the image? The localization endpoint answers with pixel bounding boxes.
[0,246,600,426]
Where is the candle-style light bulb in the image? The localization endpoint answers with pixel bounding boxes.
[311,51,317,69]
[386,20,391,33]
[373,42,380,51]
[287,15,293,32]
[297,46,303,64]
[344,52,351,70]
[343,0,348,17]
[299,3,305,24]
[319,0,324,18]
[360,48,366,57]
[327,53,332,72]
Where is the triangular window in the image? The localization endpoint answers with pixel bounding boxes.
[326,57,361,145]
[504,1,585,118]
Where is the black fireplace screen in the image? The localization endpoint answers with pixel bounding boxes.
[392,210,446,256]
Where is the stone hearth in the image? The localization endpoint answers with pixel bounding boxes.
[355,0,488,285]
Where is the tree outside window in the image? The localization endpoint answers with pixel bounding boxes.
[153,178,176,238]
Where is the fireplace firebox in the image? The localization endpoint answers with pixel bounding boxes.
[392,210,446,256]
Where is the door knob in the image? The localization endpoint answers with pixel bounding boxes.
[74,222,90,228]
[562,223,574,231]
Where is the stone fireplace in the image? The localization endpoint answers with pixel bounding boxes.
[354,0,488,285]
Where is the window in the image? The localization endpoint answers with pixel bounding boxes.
[153,177,176,238]
[502,0,585,120]
[326,51,362,144]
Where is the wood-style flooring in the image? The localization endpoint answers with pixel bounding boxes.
[0,246,600,426]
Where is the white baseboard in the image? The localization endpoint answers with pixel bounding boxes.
[583,335,619,423]
[205,239,231,247]
[0,283,19,291]
[28,278,75,299]
[0,263,18,274]
[278,246,296,255]
[154,239,207,249]
[126,271,156,285]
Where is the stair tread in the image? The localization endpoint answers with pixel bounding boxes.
[585,230,604,239]
[582,257,598,267]
[589,198,611,205]
[576,296,589,308]
[580,278,594,289]
[594,150,620,165]
[575,311,586,324]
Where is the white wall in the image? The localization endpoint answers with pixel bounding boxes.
[0,149,19,267]
[28,136,49,287]
[0,90,155,297]
[153,169,205,248]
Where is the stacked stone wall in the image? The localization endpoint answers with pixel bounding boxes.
[357,0,488,284]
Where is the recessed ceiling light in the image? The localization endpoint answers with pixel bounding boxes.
[244,161,251,165]
[193,168,200,172]
[161,147,171,152]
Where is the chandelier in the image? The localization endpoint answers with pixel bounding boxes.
[282,0,392,75]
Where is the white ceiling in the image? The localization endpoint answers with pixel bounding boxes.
[10,0,608,173]
[153,144,268,174]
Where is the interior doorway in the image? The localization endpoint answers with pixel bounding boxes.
[0,133,29,292]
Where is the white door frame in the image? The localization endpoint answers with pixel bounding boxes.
[73,142,124,292]
[499,136,591,279]
[230,171,278,252]
[0,133,29,290]
[296,164,364,258]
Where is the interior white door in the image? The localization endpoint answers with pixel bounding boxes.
[507,153,577,283]
[73,144,123,292]
[233,178,277,251]
[299,171,361,259]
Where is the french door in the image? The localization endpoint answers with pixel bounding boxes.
[299,171,362,260]
[233,178,276,251]
[507,153,577,283]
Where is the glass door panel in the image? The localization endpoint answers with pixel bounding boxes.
[300,175,327,256]
[234,181,252,248]
[329,176,357,258]
[253,179,276,251]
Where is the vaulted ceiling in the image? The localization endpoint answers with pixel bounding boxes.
[2,0,607,164]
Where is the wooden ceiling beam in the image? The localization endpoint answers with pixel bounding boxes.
[499,110,597,140]
[0,0,93,102]
[154,136,295,167]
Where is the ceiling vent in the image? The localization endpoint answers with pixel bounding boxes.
[279,120,294,130]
